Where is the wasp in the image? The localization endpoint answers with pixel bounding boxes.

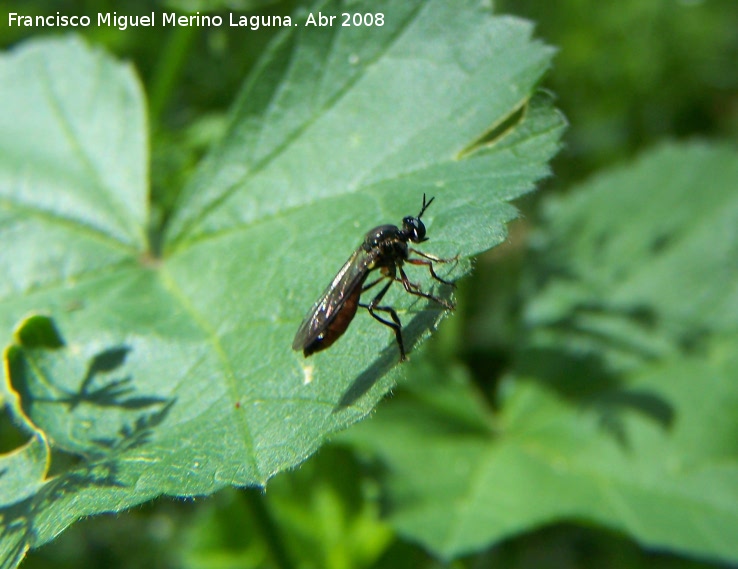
[292,194,456,361]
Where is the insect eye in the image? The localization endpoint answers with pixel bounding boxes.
[404,217,426,242]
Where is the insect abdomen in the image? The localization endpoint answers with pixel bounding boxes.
[303,283,363,356]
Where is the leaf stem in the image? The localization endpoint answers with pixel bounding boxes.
[241,489,296,569]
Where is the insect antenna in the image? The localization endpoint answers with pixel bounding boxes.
[418,194,435,218]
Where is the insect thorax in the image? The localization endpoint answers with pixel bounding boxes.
[362,224,409,268]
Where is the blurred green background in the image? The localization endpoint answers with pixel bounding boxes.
[2,0,737,567]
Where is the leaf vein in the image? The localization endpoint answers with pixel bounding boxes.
[38,52,141,247]
[158,266,262,479]
[169,1,428,249]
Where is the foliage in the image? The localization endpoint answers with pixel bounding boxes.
[340,143,738,562]
[0,1,562,566]
[1,0,736,568]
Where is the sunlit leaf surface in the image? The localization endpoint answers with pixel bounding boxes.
[0,1,563,563]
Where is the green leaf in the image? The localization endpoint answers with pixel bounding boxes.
[342,343,738,562]
[165,1,560,249]
[0,434,48,509]
[339,143,738,563]
[0,433,49,568]
[0,0,562,563]
[0,36,147,299]
[528,142,738,357]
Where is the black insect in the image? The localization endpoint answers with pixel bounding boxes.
[292,194,456,361]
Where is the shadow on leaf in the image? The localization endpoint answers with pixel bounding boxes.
[515,345,674,448]
[2,316,177,562]
[336,303,448,410]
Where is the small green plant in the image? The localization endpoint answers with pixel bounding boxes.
[2,1,737,568]
[0,1,564,565]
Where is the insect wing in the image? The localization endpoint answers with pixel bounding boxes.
[292,248,374,350]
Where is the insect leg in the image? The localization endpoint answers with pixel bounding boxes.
[362,276,385,292]
[362,305,406,361]
[408,248,457,264]
[398,267,455,310]
[406,251,457,286]
[359,277,406,360]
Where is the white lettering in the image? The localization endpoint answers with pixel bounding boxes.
[8,11,90,27]
[305,12,333,27]
[230,14,289,29]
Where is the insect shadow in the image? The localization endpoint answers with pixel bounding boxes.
[334,299,451,410]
